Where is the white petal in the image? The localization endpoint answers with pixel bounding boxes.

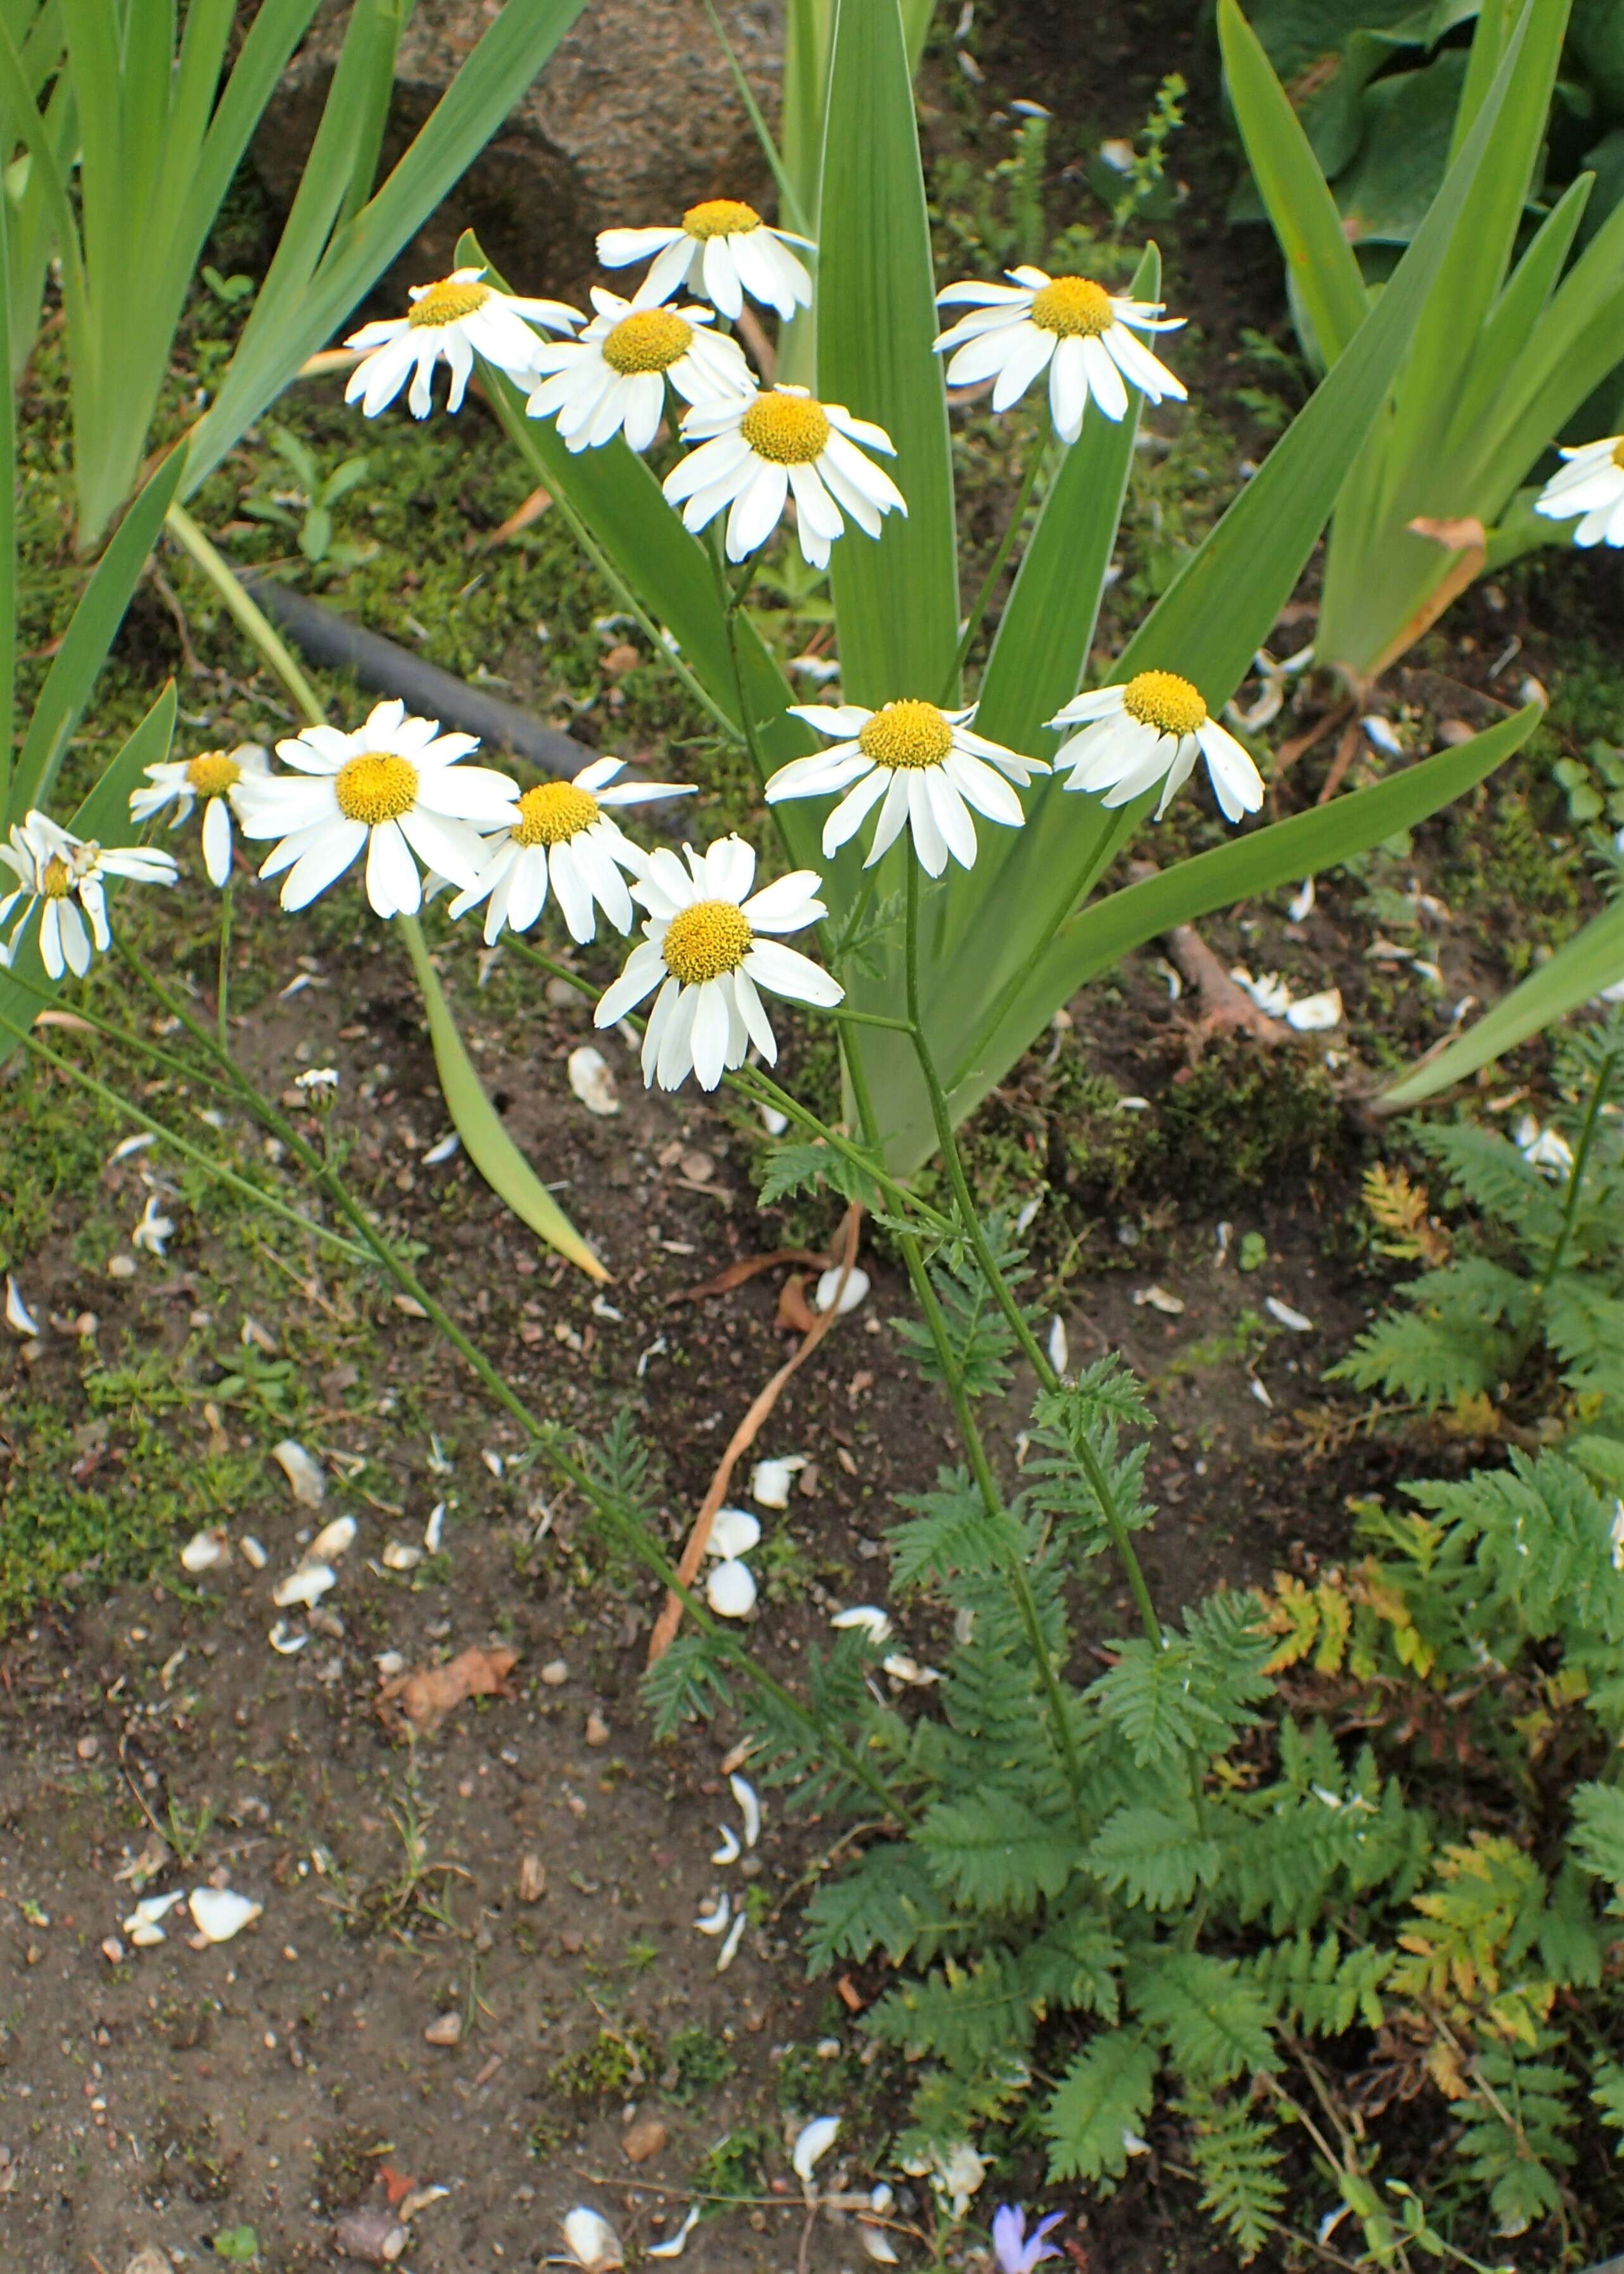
[744,938,844,1007]
[271,1438,326,1506]
[562,2207,625,2271]
[706,1559,757,1617]
[272,1562,336,1609]
[188,1888,262,1943]
[792,2116,840,2186]
[5,1274,40,1337]
[707,1507,761,1559]
[728,1774,762,1848]
[815,1263,871,1315]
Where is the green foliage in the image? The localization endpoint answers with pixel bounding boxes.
[1178,2088,1288,2263]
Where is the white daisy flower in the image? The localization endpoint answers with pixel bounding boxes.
[129,742,270,887]
[1534,435,1624,547]
[343,266,581,420]
[447,754,695,945]
[934,265,1186,441]
[1049,671,1264,824]
[593,835,842,1092]
[597,200,814,322]
[0,808,177,980]
[663,383,904,569]
[524,283,753,455]
[236,699,519,920]
[766,699,1046,876]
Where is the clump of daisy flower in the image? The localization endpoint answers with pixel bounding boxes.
[344,265,581,420]
[934,265,1185,440]
[1048,670,1264,823]
[525,284,752,455]
[598,200,815,321]
[294,1066,341,1108]
[663,383,904,569]
[1534,435,1624,547]
[0,810,177,979]
[448,754,695,945]
[238,698,519,918]
[593,836,841,1092]
[766,699,1046,875]
[129,742,269,887]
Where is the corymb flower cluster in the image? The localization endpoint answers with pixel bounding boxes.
[10,190,1271,1089]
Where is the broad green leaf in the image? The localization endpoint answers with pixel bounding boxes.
[1445,172,1590,450]
[8,446,187,821]
[817,0,957,707]
[0,682,178,1062]
[1221,0,1368,362]
[1335,48,1467,246]
[184,0,592,496]
[397,914,609,1283]
[1383,894,1624,1106]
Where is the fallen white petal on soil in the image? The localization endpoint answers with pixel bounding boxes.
[647,2206,702,2259]
[706,1559,757,1618]
[758,1103,789,1136]
[4,1275,39,1337]
[423,1501,446,1553]
[188,1887,262,1943]
[180,1527,231,1574]
[1265,1296,1314,1332]
[1361,713,1402,754]
[751,1454,805,1508]
[422,1131,461,1165]
[1133,1285,1185,1314]
[562,2207,625,2270]
[858,2224,900,2264]
[706,1508,761,1560]
[121,1891,186,1948]
[830,1604,892,1645]
[1047,1315,1069,1375]
[694,1894,731,1936]
[728,1774,762,1848]
[814,1263,870,1316]
[884,1653,942,1686]
[271,1439,326,1506]
[1285,988,1343,1032]
[239,1535,268,1570]
[711,1826,741,1866]
[792,2115,840,2187]
[715,1909,747,1972]
[273,1561,335,1609]
[1250,1376,1274,1407]
[382,1541,423,1571]
[568,1044,621,1117]
[269,1621,308,1655]
[309,1514,357,1561]
[1288,878,1316,923]
[108,1131,157,1164]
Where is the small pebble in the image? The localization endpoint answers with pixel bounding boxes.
[518,1856,548,1903]
[75,1735,100,1762]
[585,1712,610,1748]
[424,2011,463,2048]
[623,2116,668,2164]
[541,1659,569,1686]
[106,1254,137,1281]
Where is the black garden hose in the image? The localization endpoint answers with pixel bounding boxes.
[245,578,590,779]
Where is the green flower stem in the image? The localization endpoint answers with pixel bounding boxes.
[905,860,1164,1651]
[502,934,958,1238]
[939,410,1051,702]
[105,941,911,1827]
[217,879,233,1055]
[0,1009,376,1266]
[822,1004,914,1033]
[164,503,326,727]
[0,963,240,1096]
[1531,1046,1617,1312]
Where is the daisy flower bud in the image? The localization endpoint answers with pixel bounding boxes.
[343,265,581,420]
[0,810,177,979]
[593,835,842,1092]
[525,284,753,455]
[934,265,1186,441]
[598,200,815,322]
[237,699,519,920]
[768,699,1046,875]
[663,383,904,569]
[1048,670,1263,823]
[447,756,695,945]
[129,742,270,887]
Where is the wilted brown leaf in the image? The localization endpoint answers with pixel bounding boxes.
[377,1646,519,1736]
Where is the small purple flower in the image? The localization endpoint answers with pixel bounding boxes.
[992,2202,1065,2273]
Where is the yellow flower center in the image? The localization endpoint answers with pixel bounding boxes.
[740,391,831,466]
[857,700,953,771]
[186,750,241,797]
[683,198,761,241]
[1612,438,1624,470]
[602,308,694,376]
[1122,669,1208,739]
[661,898,752,984]
[1029,276,1114,339]
[333,753,419,825]
[513,780,600,846]
[41,854,72,899]
[408,276,492,330]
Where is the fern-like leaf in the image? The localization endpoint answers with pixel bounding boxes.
[1042,2029,1160,2187]
[1178,2088,1287,2263]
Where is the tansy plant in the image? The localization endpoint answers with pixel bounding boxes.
[1224,0,1624,685]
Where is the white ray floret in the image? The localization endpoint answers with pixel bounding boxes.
[593,835,842,1093]
[663,383,904,570]
[598,199,814,321]
[767,698,1046,875]
[343,265,580,419]
[238,699,519,920]
[1534,435,1624,547]
[525,284,752,454]
[934,265,1186,441]
[447,754,693,946]
[1048,670,1264,824]
[0,808,177,979]
[129,742,270,887]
